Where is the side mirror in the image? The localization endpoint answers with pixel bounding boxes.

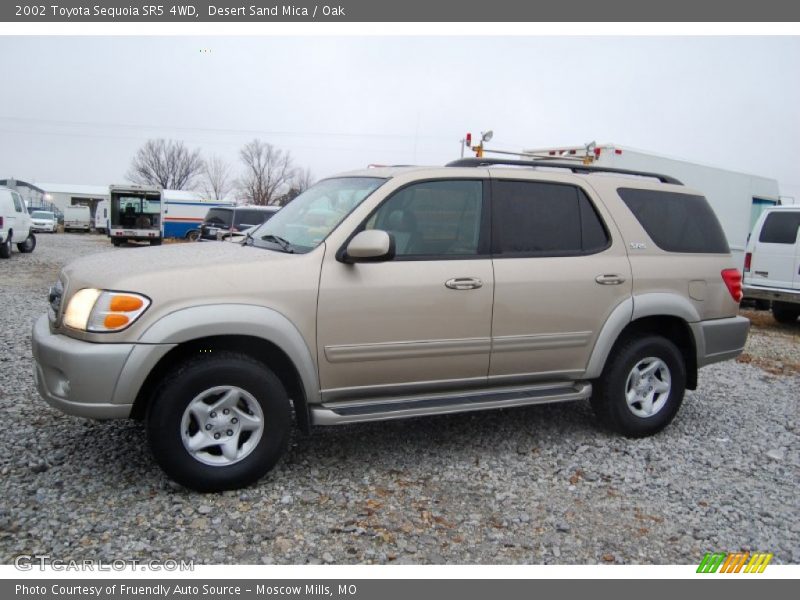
[343,230,395,263]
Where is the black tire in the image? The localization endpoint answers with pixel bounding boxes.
[772,302,800,324]
[17,232,36,253]
[186,230,200,242]
[146,352,291,492]
[149,239,162,246]
[0,235,10,259]
[591,335,686,438]
[754,299,771,311]
[112,238,122,247]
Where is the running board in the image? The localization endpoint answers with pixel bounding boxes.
[310,381,592,426]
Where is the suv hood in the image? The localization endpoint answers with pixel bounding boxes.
[62,241,285,289]
[57,241,324,342]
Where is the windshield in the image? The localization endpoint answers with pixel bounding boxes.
[32,211,54,219]
[248,177,386,253]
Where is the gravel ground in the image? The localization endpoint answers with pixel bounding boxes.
[0,233,798,565]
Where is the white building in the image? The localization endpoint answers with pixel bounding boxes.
[34,183,110,221]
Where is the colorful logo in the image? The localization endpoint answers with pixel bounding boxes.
[697,551,773,573]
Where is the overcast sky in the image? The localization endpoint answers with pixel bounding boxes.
[1,36,799,201]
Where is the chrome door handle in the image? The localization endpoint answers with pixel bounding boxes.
[445,277,483,290]
[595,274,626,285]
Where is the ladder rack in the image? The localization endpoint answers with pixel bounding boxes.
[445,157,683,185]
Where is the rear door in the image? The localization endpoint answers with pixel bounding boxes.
[488,175,632,378]
[749,210,800,289]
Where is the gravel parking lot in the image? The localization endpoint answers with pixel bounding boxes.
[0,233,798,565]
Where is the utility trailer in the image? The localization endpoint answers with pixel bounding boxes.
[521,143,781,269]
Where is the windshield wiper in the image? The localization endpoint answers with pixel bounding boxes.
[260,234,295,253]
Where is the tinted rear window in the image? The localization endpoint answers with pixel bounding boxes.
[759,211,800,244]
[617,188,729,253]
[492,181,610,256]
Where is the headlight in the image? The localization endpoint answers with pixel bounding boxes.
[63,289,150,332]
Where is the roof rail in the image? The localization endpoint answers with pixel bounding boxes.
[446,157,683,185]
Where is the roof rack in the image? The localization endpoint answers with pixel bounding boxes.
[446,157,683,185]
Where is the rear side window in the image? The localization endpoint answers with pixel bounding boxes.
[205,208,232,227]
[492,181,609,256]
[617,188,729,253]
[759,211,800,244]
[12,192,23,213]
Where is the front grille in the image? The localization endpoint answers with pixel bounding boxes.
[48,279,63,322]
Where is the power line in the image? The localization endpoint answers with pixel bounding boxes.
[0,115,451,142]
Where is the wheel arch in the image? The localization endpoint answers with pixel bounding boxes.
[128,305,319,433]
[586,294,699,390]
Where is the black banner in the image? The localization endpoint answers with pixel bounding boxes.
[4,579,798,600]
[3,0,800,22]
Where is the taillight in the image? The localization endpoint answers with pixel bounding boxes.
[744,252,752,272]
[721,269,743,303]
[0,216,3,228]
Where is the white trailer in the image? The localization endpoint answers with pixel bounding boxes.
[63,205,91,232]
[161,190,233,240]
[521,143,781,268]
[94,199,109,234]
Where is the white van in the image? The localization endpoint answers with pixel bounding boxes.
[0,186,35,258]
[743,206,800,323]
[64,205,92,232]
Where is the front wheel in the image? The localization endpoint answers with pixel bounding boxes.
[591,335,686,437]
[17,232,36,253]
[146,352,291,492]
[149,239,162,246]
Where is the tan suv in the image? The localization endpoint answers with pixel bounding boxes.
[32,159,749,491]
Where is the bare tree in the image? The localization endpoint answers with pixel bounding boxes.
[238,139,294,205]
[201,155,233,200]
[274,167,315,206]
[127,139,204,190]
[292,167,315,194]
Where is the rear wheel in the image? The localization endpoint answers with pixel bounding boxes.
[149,239,162,246]
[146,352,291,492]
[112,238,122,247]
[591,335,686,437]
[17,232,36,253]
[0,235,11,258]
[186,230,200,242]
[772,302,800,324]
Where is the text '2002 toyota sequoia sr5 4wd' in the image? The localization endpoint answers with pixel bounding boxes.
[32,159,750,491]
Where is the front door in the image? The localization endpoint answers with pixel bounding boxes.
[317,179,493,397]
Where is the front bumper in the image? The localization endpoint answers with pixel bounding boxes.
[690,315,750,368]
[31,315,173,419]
[743,284,800,306]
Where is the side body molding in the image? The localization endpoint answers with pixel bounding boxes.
[583,293,701,379]
[130,304,320,405]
